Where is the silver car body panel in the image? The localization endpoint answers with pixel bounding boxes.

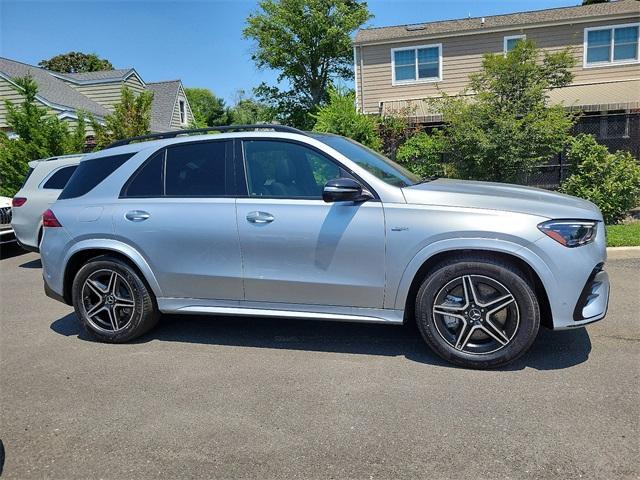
[11,154,83,249]
[40,131,609,331]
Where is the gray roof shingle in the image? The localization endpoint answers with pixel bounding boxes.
[0,57,109,118]
[146,80,182,132]
[355,0,640,44]
[56,68,136,83]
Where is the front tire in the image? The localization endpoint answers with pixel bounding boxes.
[415,255,540,369]
[71,256,159,343]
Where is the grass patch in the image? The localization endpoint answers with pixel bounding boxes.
[606,222,640,247]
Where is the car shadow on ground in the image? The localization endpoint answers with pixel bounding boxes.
[0,244,28,260]
[19,258,41,269]
[50,312,591,371]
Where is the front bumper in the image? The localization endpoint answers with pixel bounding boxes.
[0,226,16,245]
[555,266,609,330]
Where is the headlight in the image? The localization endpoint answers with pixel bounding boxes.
[538,220,598,248]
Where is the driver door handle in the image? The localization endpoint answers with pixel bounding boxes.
[246,211,274,224]
[125,210,150,222]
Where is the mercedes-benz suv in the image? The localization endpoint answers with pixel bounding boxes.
[39,125,609,369]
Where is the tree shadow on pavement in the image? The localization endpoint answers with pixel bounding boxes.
[51,312,591,371]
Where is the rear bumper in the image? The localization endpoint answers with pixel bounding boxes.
[44,277,67,304]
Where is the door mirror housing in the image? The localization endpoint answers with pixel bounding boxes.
[322,178,372,203]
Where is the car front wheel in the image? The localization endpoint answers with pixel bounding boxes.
[415,255,540,369]
[71,256,159,342]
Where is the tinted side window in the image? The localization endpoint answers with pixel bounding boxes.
[42,165,78,190]
[165,142,228,196]
[123,150,165,197]
[59,153,135,200]
[243,140,347,199]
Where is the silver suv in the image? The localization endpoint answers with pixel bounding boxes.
[12,154,83,252]
[40,125,609,369]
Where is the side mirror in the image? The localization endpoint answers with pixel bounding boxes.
[322,178,372,203]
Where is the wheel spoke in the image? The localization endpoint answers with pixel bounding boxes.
[458,324,478,351]
[462,275,480,305]
[114,297,135,308]
[454,320,470,350]
[86,279,106,297]
[105,306,118,331]
[433,304,466,316]
[480,320,509,345]
[86,302,106,318]
[107,272,118,295]
[483,294,515,314]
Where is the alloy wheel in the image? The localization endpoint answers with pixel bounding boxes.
[81,269,136,333]
[431,274,519,355]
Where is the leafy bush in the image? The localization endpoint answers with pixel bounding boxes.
[561,134,640,224]
[396,131,447,178]
[312,88,382,151]
[0,76,86,197]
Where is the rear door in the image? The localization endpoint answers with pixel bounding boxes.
[235,138,386,308]
[114,140,243,300]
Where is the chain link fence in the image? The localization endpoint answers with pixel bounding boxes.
[522,111,640,190]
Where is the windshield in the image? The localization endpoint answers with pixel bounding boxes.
[312,134,420,187]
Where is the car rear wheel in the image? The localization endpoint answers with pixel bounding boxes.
[71,256,159,342]
[415,255,540,369]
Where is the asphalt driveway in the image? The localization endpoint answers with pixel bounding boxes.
[0,247,638,479]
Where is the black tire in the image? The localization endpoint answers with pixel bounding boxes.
[71,255,159,343]
[415,254,540,369]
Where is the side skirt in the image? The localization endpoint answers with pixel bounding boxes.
[157,298,405,325]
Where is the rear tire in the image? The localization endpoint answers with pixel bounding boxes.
[71,256,159,343]
[415,254,540,369]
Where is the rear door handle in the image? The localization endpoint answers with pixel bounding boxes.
[246,211,274,224]
[125,210,150,222]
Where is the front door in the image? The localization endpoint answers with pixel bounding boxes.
[236,139,386,308]
[114,140,243,300]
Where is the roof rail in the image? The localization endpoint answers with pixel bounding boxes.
[105,124,308,149]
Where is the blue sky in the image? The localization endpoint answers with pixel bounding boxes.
[1,0,578,104]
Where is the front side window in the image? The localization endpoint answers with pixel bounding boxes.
[311,134,420,188]
[585,24,639,66]
[42,165,77,189]
[504,35,526,53]
[392,44,442,84]
[243,140,349,199]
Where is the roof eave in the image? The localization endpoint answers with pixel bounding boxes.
[354,11,640,46]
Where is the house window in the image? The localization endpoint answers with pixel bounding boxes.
[584,23,639,66]
[179,100,186,124]
[504,34,526,53]
[391,44,442,85]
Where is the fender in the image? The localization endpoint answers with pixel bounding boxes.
[392,237,556,310]
[64,238,163,297]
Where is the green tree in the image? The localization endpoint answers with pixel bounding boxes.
[440,40,576,183]
[396,131,448,179]
[243,0,371,128]
[184,87,228,127]
[0,77,86,196]
[561,134,640,224]
[39,52,113,73]
[227,90,276,125]
[312,88,381,150]
[90,87,153,149]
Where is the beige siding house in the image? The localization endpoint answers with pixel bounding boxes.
[0,58,195,137]
[354,0,640,156]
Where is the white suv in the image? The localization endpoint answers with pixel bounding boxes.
[11,154,83,252]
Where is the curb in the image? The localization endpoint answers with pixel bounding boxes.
[606,246,640,259]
